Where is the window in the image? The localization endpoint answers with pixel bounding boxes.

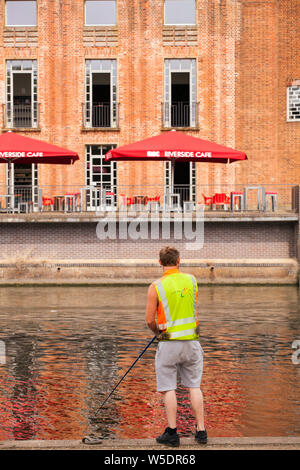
[6,1,37,26]
[6,60,38,129]
[163,59,197,128]
[85,0,116,26]
[287,85,300,122]
[85,145,117,211]
[85,59,118,128]
[164,0,196,25]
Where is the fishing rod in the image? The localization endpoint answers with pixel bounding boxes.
[83,335,156,444]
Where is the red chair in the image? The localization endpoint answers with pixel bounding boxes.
[202,194,214,206]
[212,193,230,209]
[146,194,161,211]
[119,194,134,207]
[42,197,54,211]
[147,194,161,203]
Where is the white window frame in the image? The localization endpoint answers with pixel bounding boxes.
[85,59,117,129]
[85,144,117,211]
[6,59,38,129]
[84,0,116,26]
[164,161,196,204]
[287,85,300,122]
[164,58,197,128]
[5,0,37,27]
[164,0,196,26]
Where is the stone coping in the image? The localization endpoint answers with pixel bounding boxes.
[0,258,296,268]
[0,211,297,223]
[0,436,300,450]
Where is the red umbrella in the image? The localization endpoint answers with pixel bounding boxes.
[0,131,79,165]
[105,130,247,163]
[105,130,247,192]
[0,131,79,211]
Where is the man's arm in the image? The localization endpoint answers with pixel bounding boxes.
[145,283,160,336]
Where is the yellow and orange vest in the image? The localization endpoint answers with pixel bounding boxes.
[153,268,198,340]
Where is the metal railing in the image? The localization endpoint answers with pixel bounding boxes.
[2,103,40,129]
[0,184,297,214]
[82,102,119,128]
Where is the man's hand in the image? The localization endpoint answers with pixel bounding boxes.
[156,331,170,341]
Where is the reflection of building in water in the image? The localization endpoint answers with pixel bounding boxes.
[34,321,89,440]
[1,336,39,440]
[112,332,160,439]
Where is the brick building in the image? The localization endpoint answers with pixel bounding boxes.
[0,0,299,205]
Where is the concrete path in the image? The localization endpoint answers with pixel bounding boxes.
[1,437,300,450]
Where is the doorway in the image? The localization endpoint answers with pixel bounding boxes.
[174,161,190,206]
[164,161,196,208]
[85,144,117,210]
[92,73,111,127]
[171,72,190,127]
[13,73,32,128]
[6,162,39,211]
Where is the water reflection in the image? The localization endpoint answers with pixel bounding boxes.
[0,285,299,440]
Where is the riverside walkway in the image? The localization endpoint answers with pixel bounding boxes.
[1,437,300,450]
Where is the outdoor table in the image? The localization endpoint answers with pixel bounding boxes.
[134,195,147,205]
[64,194,75,212]
[133,195,147,211]
[183,201,194,212]
[243,185,265,211]
[163,193,180,211]
[64,193,81,212]
[54,195,65,211]
[18,201,34,213]
[264,191,277,212]
[0,194,15,213]
[230,191,243,211]
[103,191,116,211]
[146,201,160,212]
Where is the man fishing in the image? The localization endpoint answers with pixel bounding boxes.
[145,246,206,447]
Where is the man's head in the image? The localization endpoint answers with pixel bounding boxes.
[159,246,180,267]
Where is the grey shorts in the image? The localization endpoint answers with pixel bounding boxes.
[155,340,204,392]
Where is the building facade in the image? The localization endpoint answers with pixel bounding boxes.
[0,0,300,205]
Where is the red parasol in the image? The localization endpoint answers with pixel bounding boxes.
[0,131,79,165]
[105,130,247,163]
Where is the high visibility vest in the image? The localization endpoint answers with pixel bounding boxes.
[154,270,198,341]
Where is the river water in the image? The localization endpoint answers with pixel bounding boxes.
[0,285,299,440]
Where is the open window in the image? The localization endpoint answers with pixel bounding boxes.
[171,72,190,127]
[6,60,38,129]
[164,59,197,128]
[85,60,117,128]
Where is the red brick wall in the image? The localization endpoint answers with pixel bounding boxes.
[0,0,299,190]
[0,221,295,260]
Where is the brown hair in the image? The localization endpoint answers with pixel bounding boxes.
[159,246,180,266]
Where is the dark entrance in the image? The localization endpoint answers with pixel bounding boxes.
[92,73,111,127]
[174,161,190,206]
[13,73,32,128]
[171,72,190,127]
